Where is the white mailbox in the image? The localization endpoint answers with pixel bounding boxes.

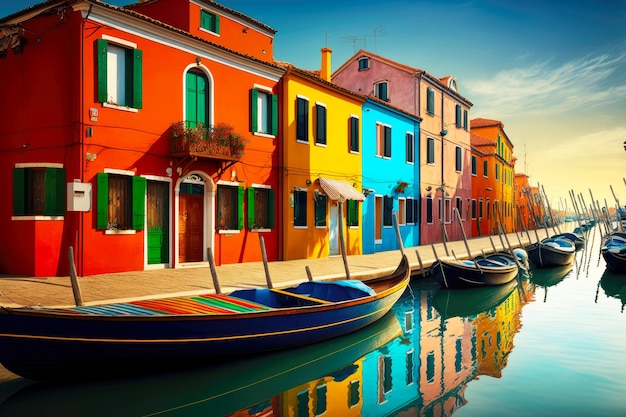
[67,182,92,212]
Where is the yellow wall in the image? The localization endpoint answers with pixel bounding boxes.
[281,70,364,260]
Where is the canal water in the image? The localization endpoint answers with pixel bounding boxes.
[0,225,624,416]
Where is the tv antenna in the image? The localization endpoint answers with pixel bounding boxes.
[341,35,366,53]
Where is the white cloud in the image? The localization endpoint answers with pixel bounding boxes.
[467,51,626,117]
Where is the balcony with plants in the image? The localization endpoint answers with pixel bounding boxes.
[169,122,248,162]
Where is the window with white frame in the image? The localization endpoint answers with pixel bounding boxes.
[374,81,389,101]
[247,185,274,229]
[96,37,142,109]
[96,171,145,231]
[217,183,244,231]
[406,132,414,164]
[398,198,406,225]
[315,103,327,145]
[251,88,278,136]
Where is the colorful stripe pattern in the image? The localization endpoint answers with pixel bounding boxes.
[53,294,273,316]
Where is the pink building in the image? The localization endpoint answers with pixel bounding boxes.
[332,50,473,244]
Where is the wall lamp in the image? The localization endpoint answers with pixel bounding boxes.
[306,179,312,186]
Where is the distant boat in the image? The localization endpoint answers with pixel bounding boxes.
[526,237,576,268]
[433,279,518,320]
[0,255,410,381]
[430,255,519,289]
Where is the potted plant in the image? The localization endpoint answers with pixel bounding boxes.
[395,181,409,193]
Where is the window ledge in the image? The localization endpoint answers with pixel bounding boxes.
[253,132,276,139]
[11,215,64,221]
[105,229,136,235]
[250,228,271,233]
[103,103,139,113]
[218,229,240,235]
[296,139,309,145]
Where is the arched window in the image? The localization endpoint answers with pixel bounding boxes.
[185,69,210,127]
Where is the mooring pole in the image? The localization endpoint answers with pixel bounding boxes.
[68,246,83,307]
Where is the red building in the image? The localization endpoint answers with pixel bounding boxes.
[0,0,284,277]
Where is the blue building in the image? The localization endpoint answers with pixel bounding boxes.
[361,98,421,253]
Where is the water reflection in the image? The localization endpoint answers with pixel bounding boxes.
[1,227,624,416]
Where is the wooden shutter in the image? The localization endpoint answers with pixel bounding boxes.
[96,39,108,103]
[349,116,359,152]
[315,104,326,144]
[214,14,220,33]
[456,105,461,127]
[247,187,255,228]
[250,88,259,133]
[268,188,275,228]
[384,125,392,157]
[238,186,245,230]
[427,88,434,114]
[132,49,142,109]
[132,176,146,230]
[13,168,25,215]
[44,168,65,216]
[96,173,109,229]
[271,94,278,136]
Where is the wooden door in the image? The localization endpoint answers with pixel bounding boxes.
[179,184,204,263]
[147,181,169,264]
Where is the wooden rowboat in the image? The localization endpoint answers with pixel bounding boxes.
[429,255,519,289]
[526,237,576,268]
[0,255,410,381]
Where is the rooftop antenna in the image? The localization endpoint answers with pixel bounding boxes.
[341,35,365,53]
[372,26,387,53]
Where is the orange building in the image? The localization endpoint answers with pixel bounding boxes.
[470,118,516,236]
[0,0,284,276]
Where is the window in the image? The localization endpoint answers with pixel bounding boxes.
[358,57,369,70]
[348,380,360,407]
[294,188,307,227]
[349,115,359,152]
[471,199,477,219]
[426,88,435,115]
[483,160,488,177]
[247,186,274,229]
[200,10,220,34]
[426,196,433,224]
[495,163,500,180]
[427,137,435,164]
[186,69,209,127]
[406,197,419,225]
[376,124,392,158]
[487,199,491,219]
[455,146,462,172]
[444,198,451,224]
[96,172,145,230]
[471,155,477,175]
[375,195,383,241]
[347,199,359,227]
[383,196,393,226]
[455,104,462,128]
[314,193,327,227]
[406,132,414,163]
[398,198,406,225]
[217,184,244,231]
[251,88,278,136]
[296,97,309,142]
[406,350,415,385]
[315,103,327,145]
[456,197,462,220]
[374,81,388,101]
[96,38,142,109]
[463,109,468,130]
[479,198,483,218]
[13,166,65,216]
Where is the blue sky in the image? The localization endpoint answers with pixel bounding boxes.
[2,0,625,207]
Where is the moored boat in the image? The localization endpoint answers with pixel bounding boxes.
[0,255,410,381]
[526,237,576,268]
[601,232,626,272]
[433,279,518,320]
[430,255,519,289]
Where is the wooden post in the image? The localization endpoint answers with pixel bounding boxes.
[338,199,350,280]
[206,248,222,294]
[305,266,313,282]
[415,250,425,274]
[68,246,83,307]
[392,211,405,256]
[259,235,273,288]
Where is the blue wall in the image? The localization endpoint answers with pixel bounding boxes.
[361,99,420,254]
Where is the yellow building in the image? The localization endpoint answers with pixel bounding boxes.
[279,49,365,261]
[470,118,516,233]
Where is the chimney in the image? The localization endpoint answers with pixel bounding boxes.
[320,47,332,82]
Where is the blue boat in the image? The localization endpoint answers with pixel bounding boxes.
[0,255,410,381]
[601,232,626,272]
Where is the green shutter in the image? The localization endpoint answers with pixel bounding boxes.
[132,176,146,230]
[185,72,197,126]
[13,168,25,215]
[132,48,143,109]
[44,168,66,216]
[268,189,275,228]
[96,173,109,229]
[238,186,245,230]
[247,187,255,228]
[214,14,220,34]
[200,10,210,29]
[271,94,278,136]
[250,89,259,133]
[96,39,108,103]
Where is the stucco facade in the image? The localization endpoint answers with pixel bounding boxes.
[332,50,473,246]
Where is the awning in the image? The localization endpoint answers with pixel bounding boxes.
[318,177,365,201]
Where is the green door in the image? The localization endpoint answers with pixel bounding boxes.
[147,181,169,264]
